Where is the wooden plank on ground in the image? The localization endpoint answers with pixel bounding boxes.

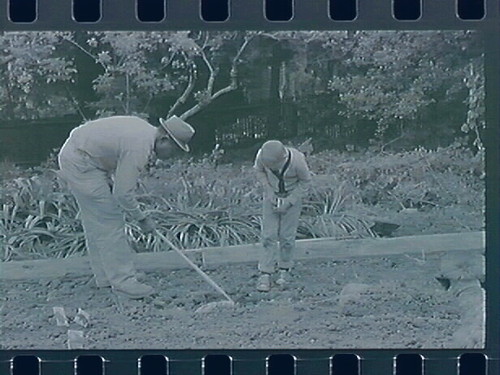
[197,231,485,266]
[0,252,189,281]
[0,231,485,281]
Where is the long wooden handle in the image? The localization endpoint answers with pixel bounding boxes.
[155,231,235,304]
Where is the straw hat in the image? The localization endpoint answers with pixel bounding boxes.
[261,140,287,162]
[159,115,195,152]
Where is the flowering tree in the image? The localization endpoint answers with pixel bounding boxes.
[62,31,258,121]
[256,31,483,148]
[323,31,483,143]
[0,32,76,120]
[0,30,484,152]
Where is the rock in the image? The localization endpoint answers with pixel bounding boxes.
[67,330,84,349]
[52,307,69,327]
[195,301,235,314]
[38,279,52,287]
[74,308,91,328]
[370,221,400,237]
[190,291,208,304]
[338,282,408,318]
[153,298,168,309]
[435,277,451,290]
[439,251,485,282]
[447,280,485,348]
[400,208,419,215]
[50,280,61,289]
[338,283,371,317]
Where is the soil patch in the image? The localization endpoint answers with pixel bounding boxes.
[0,252,481,350]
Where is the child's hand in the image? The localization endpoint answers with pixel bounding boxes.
[274,198,292,213]
[264,186,276,202]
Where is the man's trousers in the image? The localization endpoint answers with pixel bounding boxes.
[58,143,137,287]
[258,199,302,274]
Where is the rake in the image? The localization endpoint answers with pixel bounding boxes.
[154,230,236,307]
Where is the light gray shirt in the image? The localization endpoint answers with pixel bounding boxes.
[254,146,311,203]
[65,116,158,220]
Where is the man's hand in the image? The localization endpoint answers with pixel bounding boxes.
[264,185,277,202]
[273,197,293,214]
[138,217,156,234]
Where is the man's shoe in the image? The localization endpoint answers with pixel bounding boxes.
[112,278,155,299]
[95,277,111,288]
[88,276,111,289]
[257,273,271,292]
[276,269,289,287]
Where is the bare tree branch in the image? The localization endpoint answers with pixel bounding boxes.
[211,80,237,101]
[167,57,197,118]
[61,36,107,70]
[125,73,130,114]
[194,35,216,96]
[179,33,257,121]
[142,95,154,114]
[203,52,216,96]
[201,32,210,50]
[0,56,15,66]
[233,35,254,63]
[65,85,88,121]
[160,53,176,72]
[259,32,281,41]
[179,102,203,121]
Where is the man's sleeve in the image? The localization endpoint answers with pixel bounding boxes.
[287,152,312,204]
[253,149,271,188]
[113,150,149,221]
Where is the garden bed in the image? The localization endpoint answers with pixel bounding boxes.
[0,250,484,350]
[0,146,485,349]
[1,145,485,261]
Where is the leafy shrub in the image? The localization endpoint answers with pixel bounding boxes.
[1,144,484,261]
[308,144,484,210]
[1,168,83,261]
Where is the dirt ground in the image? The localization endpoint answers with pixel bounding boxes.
[0,250,483,350]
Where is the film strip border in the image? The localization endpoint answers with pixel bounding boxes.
[0,351,494,375]
[4,0,490,23]
[0,0,499,30]
[1,1,499,375]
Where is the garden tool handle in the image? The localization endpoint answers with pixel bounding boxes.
[154,230,235,305]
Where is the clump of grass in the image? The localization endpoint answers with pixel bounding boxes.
[307,144,484,211]
[1,144,484,261]
[300,179,375,239]
[1,168,84,261]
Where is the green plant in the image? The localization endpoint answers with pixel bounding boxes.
[300,181,375,239]
[461,60,485,154]
[1,144,485,261]
[1,169,84,260]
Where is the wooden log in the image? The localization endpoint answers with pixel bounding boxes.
[197,231,485,267]
[437,250,486,349]
[439,251,485,282]
[0,231,485,281]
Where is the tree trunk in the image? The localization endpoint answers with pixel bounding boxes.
[72,32,102,119]
[192,117,217,153]
[266,47,282,139]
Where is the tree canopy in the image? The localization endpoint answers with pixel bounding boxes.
[0,30,484,153]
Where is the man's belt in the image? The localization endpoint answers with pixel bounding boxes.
[270,149,292,198]
[275,191,290,198]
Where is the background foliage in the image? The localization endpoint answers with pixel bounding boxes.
[1,143,484,261]
[0,31,486,261]
[0,30,485,164]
